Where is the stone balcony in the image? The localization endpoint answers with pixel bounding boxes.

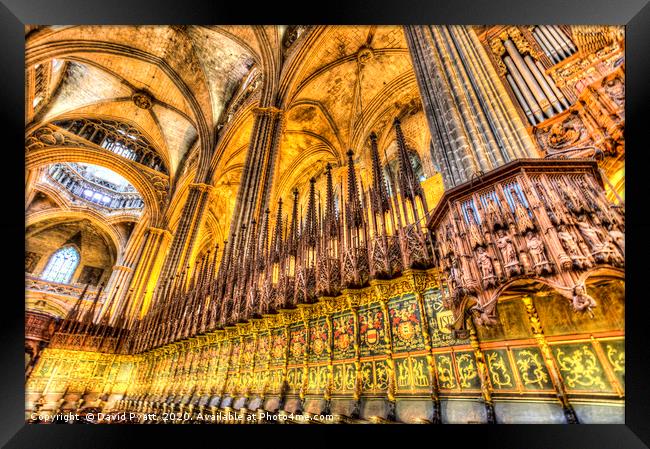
[25,274,106,302]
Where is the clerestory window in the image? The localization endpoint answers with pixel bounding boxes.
[41,246,80,284]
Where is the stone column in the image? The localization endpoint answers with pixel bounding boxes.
[126,226,172,319]
[225,107,284,253]
[404,25,538,188]
[103,264,132,318]
[159,183,214,287]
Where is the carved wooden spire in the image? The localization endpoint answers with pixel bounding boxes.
[342,149,369,288]
[367,131,403,279]
[345,150,364,230]
[394,117,425,202]
[270,199,284,264]
[369,131,391,214]
[296,178,319,305]
[60,283,89,332]
[317,163,342,297]
[288,188,300,255]
[304,177,318,247]
[323,163,338,237]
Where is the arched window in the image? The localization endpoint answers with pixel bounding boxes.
[41,246,80,284]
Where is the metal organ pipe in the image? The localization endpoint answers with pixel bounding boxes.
[524,55,564,113]
[504,40,554,118]
[503,55,544,122]
[539,25,569,59]
[533,28,560,63]
[548,25,575,55]
[536,59,571,109]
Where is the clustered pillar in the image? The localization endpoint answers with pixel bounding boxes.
[404,25,538,188]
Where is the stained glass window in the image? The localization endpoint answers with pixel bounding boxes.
[41,246,80,284]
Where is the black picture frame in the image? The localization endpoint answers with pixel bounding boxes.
[5,0,649,447]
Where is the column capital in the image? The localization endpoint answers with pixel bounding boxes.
[112,265,133,272]
[252,106,283,117]
[147,227,172,238]
[188,183,216,194]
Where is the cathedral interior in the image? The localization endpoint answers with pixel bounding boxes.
[24,25,625,424]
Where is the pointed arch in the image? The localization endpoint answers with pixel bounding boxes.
[41,245,80,284]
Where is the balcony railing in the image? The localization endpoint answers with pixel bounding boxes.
[25,274,106,301]
[47,163,144,211]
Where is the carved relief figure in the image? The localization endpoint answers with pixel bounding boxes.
[603,76,624,107]
[448,255,462,292]
[525,231,552,275]
[575,214,606,262]
[495,229,520,276]
[606,223,625,257]
[557,225,589,269]
[547,120,581,149]
[571,284,597,312]
[476,246,496,288]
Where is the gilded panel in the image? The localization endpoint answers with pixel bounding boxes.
[37,358,56,377]
[552,342,613,393]
[434,353,457,390]
[58,358,75,375]
[512,347,553,391]
[241,336,256,369]
[309,318,329,362]
[214,370,227,390]
[534,280,624,337]
[269,369,284,394]
[601,338,624,388]
[307,366,318,393]
[332,362,356,393]
[360,359,389,395]
[423,288,468,348]
[75,360,96,380]
[332,311,355,360]
[218,339,232,365]
[395,355,431,393]
[225,373,239,393]
[475,300,533,342]
[254,331,270,366]
[388,294,425,353]
[484,349,516,390]
[109,361,122,380]
[240,371,254,391]
[93,361,109,378]
[269,328,287,366]
[286,367,303,393]
[288,324,307,364]
[307,364,329,394]
[358,304,388,357]
[251,370,265,393]
[454,351,481,390]
[228,339,241,371]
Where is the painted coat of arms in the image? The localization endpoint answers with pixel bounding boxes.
[309,319,329,360]
[332,313,355,358]
[359,306,387,355]
[270,331,287,362]
[289,326,307,361]
[389,297,424,352]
